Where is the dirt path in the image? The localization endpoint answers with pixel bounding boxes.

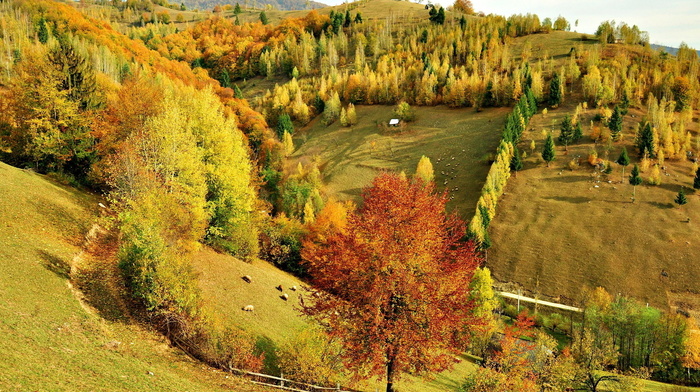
[67,218,133,322]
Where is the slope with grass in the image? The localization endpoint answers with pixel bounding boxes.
[0,162,267,392]
[486,101,700,313]
[231,0,447,27]
[290,105,509,217]
[191,247,478,391]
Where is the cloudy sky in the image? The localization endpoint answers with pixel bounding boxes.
[324,0,700,49]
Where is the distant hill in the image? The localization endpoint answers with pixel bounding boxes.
[182,0,326,11]
[650,43,700,56]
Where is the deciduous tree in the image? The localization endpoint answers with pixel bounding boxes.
[302,173,480,392]
[452,0,474,14]
[415,155,434,183]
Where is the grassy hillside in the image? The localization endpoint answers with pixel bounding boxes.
[0,162,267,392]
[487,100,700,312]
[290,105,510,217]
[191,247,477,391]
[231,0,446,26]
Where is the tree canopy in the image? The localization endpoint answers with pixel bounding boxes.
[302,173,480,392]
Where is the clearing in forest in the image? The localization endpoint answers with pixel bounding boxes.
[290,105,509,217]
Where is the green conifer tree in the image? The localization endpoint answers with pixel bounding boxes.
[436,7,446,24]
[234,3,242,14]
[259,11,268,25]
[573,121,583,142]
[629,164,642,201]
[510,147,523,174]
[344,10,351,28]
[616,147,630,182]
[234,84,244,99]
[558,115,574,150]
[38,17,49,44]
[636,122,654,157]
[675,188,688,207]
[609,105,623,141]
[542,134,555,167]
[549,72,562,106]
[277,113,294,138]
[694,167,700,190]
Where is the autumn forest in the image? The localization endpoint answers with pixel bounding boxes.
[1,0,700,390]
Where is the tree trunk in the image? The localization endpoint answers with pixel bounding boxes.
[386,353,396,392]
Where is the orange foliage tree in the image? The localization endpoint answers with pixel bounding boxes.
[302,173,481,392]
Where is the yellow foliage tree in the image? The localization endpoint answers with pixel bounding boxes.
[415,155,434,183]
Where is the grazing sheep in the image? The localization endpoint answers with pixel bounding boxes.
[281,293,289,301]
[276,285,283,291]
[242,275,252,283]
[290,285,297,291]
[242,305,254,311]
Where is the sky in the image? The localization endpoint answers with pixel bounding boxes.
[324,0,700,49]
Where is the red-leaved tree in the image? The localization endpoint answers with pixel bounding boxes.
[301,173,481,392]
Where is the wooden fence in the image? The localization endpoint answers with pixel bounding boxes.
[232,369,363,392]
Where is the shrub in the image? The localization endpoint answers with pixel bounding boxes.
[394,101,415,122]
[259,214,307,275]
[277,328,346,386]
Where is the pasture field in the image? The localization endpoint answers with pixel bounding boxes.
[0,162,266,392]
[191,247,479,391]
[290,104,509,217]
[486,99,700,315]
[231,0,440,26]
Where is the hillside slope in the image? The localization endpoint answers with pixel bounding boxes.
[0,162,266,391]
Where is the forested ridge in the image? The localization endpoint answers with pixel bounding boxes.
[2,0,700,390]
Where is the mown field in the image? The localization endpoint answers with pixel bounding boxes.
[486,98,700,314]
[0,162,266,392]
[290,104,510,217]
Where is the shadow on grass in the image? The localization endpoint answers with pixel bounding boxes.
[543,195,591,204]
[646,201,674,210]
[74,266,127,322]
[256,336,281,376]
[544,175,590,183]
[38,249,71,280]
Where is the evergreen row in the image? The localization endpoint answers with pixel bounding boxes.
[469,86,537,249]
